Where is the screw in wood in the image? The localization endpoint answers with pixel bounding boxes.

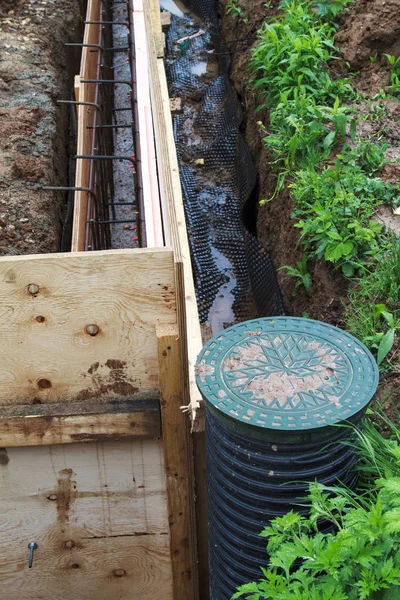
[28,542,38,568]
[114,569,125,577]
[28,284,39,295]
[86,324,100,336]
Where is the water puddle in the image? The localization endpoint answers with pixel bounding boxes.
[191,61,208,76]
[160,0,188,18]
[208,247,236,335]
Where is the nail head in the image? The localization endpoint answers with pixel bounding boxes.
[86,324,99,336]
[28,284,39,295]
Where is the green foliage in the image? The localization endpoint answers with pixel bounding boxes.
[344,237,400,367]
[279,255,312,295]
[250,1,399,273]
[226,0,249,24]
[291,142,399,275]
[314,0,353,20]
[383,54,400,95]
[250,0,400,368]
[232,419,400,600]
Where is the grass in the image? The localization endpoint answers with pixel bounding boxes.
[249,0,400,367]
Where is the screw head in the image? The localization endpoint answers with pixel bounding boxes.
[86,324,99,336]
[28,284,39,295]
[28,542,38,550]
[114,569,125,577]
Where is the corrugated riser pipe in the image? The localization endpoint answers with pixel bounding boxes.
[196,317,379,599]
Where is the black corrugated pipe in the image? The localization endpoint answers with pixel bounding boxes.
[196,317,379,599]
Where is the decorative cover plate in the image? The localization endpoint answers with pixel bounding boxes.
[196,317,379,430]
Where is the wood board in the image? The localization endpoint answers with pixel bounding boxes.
[0,248,176,405]
[143,2,203,428]
[0,440,173,599]
[132,0,164,247]
[0,399,161,447]
[72,0,101,252]
[157,324,197,599]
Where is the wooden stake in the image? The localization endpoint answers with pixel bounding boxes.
[157,324,197,600]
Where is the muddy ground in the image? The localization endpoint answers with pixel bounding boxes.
[0,0,83,255]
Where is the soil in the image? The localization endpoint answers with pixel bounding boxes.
[0,0,83,255]
[219,0,400,319]
[218,0,400,410]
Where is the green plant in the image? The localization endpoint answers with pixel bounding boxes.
[344,236,400,367]
[363,305,400,365]
[226,0,249,24]
[233,419,400,600]
[289,142,399,275]
[383,54,400,94]
[314,0,353,20]
[279,255,312,295]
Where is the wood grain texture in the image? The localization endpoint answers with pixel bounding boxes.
[0,441,173,599]
[72,0,101,251]
[0,248,176,405]
[149,0,164,56]
[0,399,161,447]
[144,1,203,427]
[157,324,197,600]
[132,0,164,247]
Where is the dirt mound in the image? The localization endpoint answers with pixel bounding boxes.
[336,0,400,70]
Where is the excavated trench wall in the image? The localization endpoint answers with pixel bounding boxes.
[0,0,84,255]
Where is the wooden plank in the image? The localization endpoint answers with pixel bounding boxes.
[0,399,161,447]
[0,248,176,406]
[132,0,164,247]
[157,57,203,427]
[157,324,197,600]
[143,0,203,427]
[0,441,174,599]
[0,535,173,600]
[161,11,172,29]
[149,0,164,57]
[0,440,169,538]
[72,0,101,251]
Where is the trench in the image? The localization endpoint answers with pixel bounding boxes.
[162,0,284,336]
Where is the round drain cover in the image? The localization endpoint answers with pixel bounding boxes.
[196,317,379,433]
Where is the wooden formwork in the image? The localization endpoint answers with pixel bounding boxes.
[0,248,197,599]
[0,1,204,599]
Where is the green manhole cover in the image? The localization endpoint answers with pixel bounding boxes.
[196,317,379,431]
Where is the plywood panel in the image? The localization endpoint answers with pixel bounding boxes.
[0,441,173,599]
[0,441,168,538]
[0,248,176,405]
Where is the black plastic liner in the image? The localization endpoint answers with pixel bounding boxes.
[165,0,285,327]
[206,407,359,598]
